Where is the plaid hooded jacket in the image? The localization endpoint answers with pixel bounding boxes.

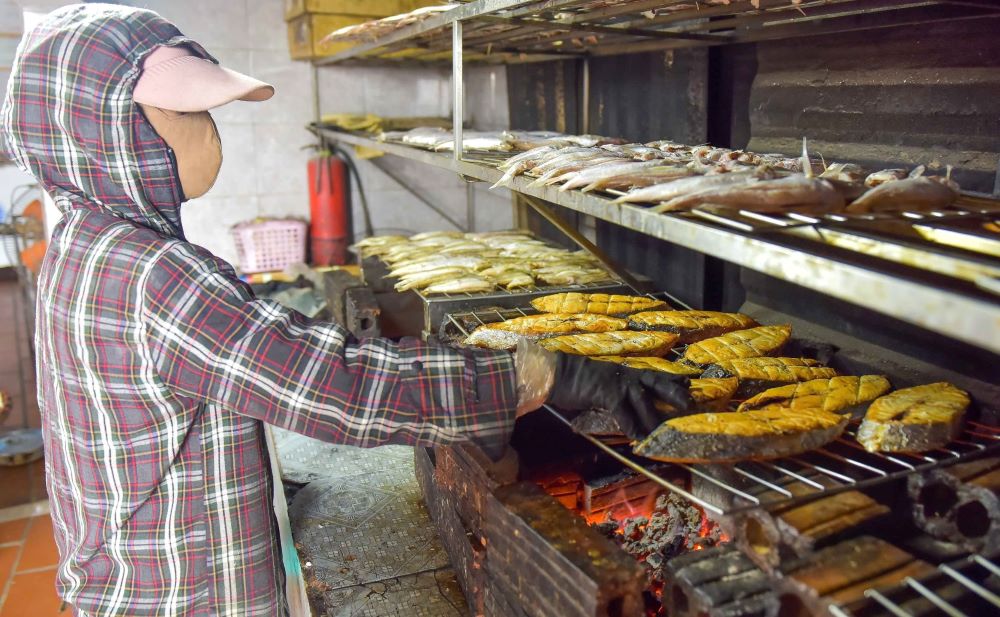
[1,5,517,615]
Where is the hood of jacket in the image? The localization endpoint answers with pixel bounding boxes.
[1,3,216,239]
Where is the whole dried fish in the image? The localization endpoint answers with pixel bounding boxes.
[615,169,763,206]
[557,160,665,192]
[389,256,488,277]
[654,175,846,214]
[582,165,697,193]
[864,168,908,188]
[529,156,624,187]
[434,131,512,153]
[846,175,960,213]
[394,266,470,291]
[423,276,493,295]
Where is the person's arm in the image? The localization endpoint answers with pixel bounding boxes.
[140,241,517,456]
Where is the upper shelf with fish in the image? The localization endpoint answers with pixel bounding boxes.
[316,125,1000,357]
[313,1,1000,67]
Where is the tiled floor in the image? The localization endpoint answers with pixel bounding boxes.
[0,514,63,617]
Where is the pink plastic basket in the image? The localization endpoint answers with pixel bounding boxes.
[232,218,308,273]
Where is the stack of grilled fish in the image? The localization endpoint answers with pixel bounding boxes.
[492,139,961,215]
[353,231,615,294]
[458,291,973,461]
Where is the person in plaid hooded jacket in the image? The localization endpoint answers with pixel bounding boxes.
[1,4,690,615]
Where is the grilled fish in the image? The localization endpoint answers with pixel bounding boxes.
[633,406,848,463]
[572,377,736,437]
[531,292,669,316]
[393,266,469,291]
[461,328,526,351]
[682,325,792,366]
[538,331,678,357]
[591,356,701,376]
[654,377,739,415]
[701,357,838,398]
[422,276,493,295]
[738,375,892,418]
[472,313,628,336]
[627,310,758,344]
[857,382,970,453]
[864,168,908,188]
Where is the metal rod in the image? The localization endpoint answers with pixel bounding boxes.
[580,56,590,135]
[731,466,794,497]
[972,555,1000,577]
[542,405,725,515]
[940,564,1000,608]
[520,194,645,292]
[466,182,476,232]
[904,577,968,617]
[367,158,466,230]
[864,589,914,617]
[453,19,464,163]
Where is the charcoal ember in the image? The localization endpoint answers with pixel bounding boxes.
[623,516,648,541]
[593,521,620,539]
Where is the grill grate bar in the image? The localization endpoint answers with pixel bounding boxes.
[864,589,914,617]
[940,564,1000,609]
[439,303,1000,517]
[973,554,1000,577]
[681,464,761,505]
[542,404,725,515]
[904,576,968,617]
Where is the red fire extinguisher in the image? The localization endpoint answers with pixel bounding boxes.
[307,153,350,266]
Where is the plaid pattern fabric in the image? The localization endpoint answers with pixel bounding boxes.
[2,6,517,616]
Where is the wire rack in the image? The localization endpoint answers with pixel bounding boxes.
[830,551,1000,617]
[441,304,1000,518]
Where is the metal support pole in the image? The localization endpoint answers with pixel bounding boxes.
[452,20,464,163]
[580,57,590,135]
[466,183,476,233]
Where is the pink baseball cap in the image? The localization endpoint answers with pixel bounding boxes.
[133,45,274,112]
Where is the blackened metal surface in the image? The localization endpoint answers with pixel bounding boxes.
[587,49,708,145]
[506,60,580,134]
[747,16,1000,192]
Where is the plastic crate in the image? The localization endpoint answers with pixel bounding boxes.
[232,218,308,273]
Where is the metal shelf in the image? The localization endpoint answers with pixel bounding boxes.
[313,0,1000,66]
[316,128,1000,356]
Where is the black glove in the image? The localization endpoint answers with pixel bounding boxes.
[545,353,693,440]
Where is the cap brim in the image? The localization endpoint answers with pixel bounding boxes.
[134,56,274,112]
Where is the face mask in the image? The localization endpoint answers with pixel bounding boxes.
[139,103,222,200]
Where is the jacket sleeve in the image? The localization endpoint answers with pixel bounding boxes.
[140,241,518,456]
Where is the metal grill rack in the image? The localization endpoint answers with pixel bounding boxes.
[830,551,1000,617]
[441,304,1000,519]
[315,0,1000,66]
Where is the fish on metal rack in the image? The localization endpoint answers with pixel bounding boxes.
[434,131,512,153]
[388,255,490,278]
[470,313,629,337]
[462,328,526,351]
[491,146,594,188]
[393,266,471,292]
[627,310,759,344]
[539,330,679,357]
[422,276,494,295]
[857,382,970,453]
[864,168,908,188]
[557,160,665,192]
[531,292,668,316]
[528,155,625,188]
[655,174,846,214]
[600,143,666,161]
[633,406,849,463]
[738,375,893,418]
[614,168,763,206]
[847,166,960,213]
[580,165,697,193]
[683,325,792,366]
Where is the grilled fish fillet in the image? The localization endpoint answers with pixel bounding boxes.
[856,382,970,453]
[701,357,839,398]
[461,329,527,351]
[531,292,669,316]
[591,356,701,376]
[472,313,628,336]
[682,325,792,366]
[654,377,738,415]
[538,331,678,357]
[738,375,892,417]
[633,407,848,463]
[628,310,758,344]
